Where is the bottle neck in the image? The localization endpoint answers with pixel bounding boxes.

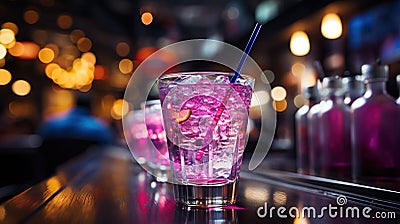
[325,94,344,103]
[306,97,320,107]
[365,80,387,97]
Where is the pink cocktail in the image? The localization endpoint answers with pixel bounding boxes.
[126,100,170,182]
[158,72,254,206]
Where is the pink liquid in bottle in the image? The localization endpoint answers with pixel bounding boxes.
[295,85,320,175]
[351,63,400,184]
[396,75,400,104]
[319,77,352,179]
[307,99,322,176]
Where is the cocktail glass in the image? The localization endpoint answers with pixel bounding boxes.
[158,72,254,206]
[126,100,170,182]
[143,100,170,181]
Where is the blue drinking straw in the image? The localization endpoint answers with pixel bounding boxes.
[231,23,262,83]
[196,23,262,161]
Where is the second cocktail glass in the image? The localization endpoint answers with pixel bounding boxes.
[158,72,254,207]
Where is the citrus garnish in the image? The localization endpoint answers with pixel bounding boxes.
[176,109,191,123]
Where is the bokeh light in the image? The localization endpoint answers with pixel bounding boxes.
[45,63,60,79]
[111,99,129,120]
[116,42,130,57]
[9,41,40,60]
[294,94,305,108]
[8,41,24,57]
[82,52,96,64]
[2,22,18,35]
[94,65,106,80]
[141,12,153,25]
[250,90,270,108]
[38,48,55,63]
[273,99,287,112]
[0,29,15,45]
[24,9,40,24]
[45,43,59,58]
[301,73,317,89]
[70,29,85,43]
[57,14,73,29]
[290,31,310,56]
[321,13,342,39]
[119,58,134,74]
[0,45,6,59]
[77,37,92,52]
[291,62,305,77]
[0,69,12,85]
[12,80,31,96]
[271,86,287,101]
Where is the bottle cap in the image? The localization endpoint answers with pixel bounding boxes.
[303,85,320,101]
[322,76,342,89]
[342,75,364,92]
[322,76,343,96]
[361,63,388,81]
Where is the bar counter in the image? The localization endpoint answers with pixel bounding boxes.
[0,146,399,224]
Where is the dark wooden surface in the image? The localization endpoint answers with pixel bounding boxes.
[0,146,399,224]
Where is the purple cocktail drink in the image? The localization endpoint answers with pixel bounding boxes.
[158,72,254,206]
[126,100,170,182]
[143,100,170,168]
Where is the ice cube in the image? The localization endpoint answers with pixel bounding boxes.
[178,75,203,84]
[214,75,230,84]
[196,77,211,84]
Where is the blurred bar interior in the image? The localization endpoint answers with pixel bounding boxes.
[1,0,400,202]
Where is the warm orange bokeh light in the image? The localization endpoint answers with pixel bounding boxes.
[70,29,85,43]
[0,45,6,59]
[273,99,288,112]
[290,31,310,56]
[45,63,60,79]
[116,42,130,57]
[141,12,153,25]
[82,52,96,64]
[2,22,19,35]
[0,69,12,85]
[12,80,31,96]
[9,41,40,60]
[111,99,129,120]
[0,28,15,45]
[38,48,55,63]
[321,13,342,39]
[134,47,158,64]
[94,65,106,80]
[24,9,40,24]
[57,14,73,29]
[77,37,92,52]
[118,58,133,74]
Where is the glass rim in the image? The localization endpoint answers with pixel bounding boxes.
[157,71,254,83]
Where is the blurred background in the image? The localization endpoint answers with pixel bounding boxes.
[1,0,400,195]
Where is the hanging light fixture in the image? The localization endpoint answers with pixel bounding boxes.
[290,31,310,56]
[321,13,342,39]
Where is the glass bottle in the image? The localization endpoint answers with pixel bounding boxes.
[351,63,400,183]
[296,85,320,175]
[319,76,352,179]
[396,74,400,104]
[307,81,322,176]
[342,75,365,106]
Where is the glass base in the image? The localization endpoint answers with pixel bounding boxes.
[173,180,237,207]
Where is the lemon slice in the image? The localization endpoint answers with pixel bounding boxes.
[176,109,191,123]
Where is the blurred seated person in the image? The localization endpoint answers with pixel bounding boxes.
[37,91,115,175]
